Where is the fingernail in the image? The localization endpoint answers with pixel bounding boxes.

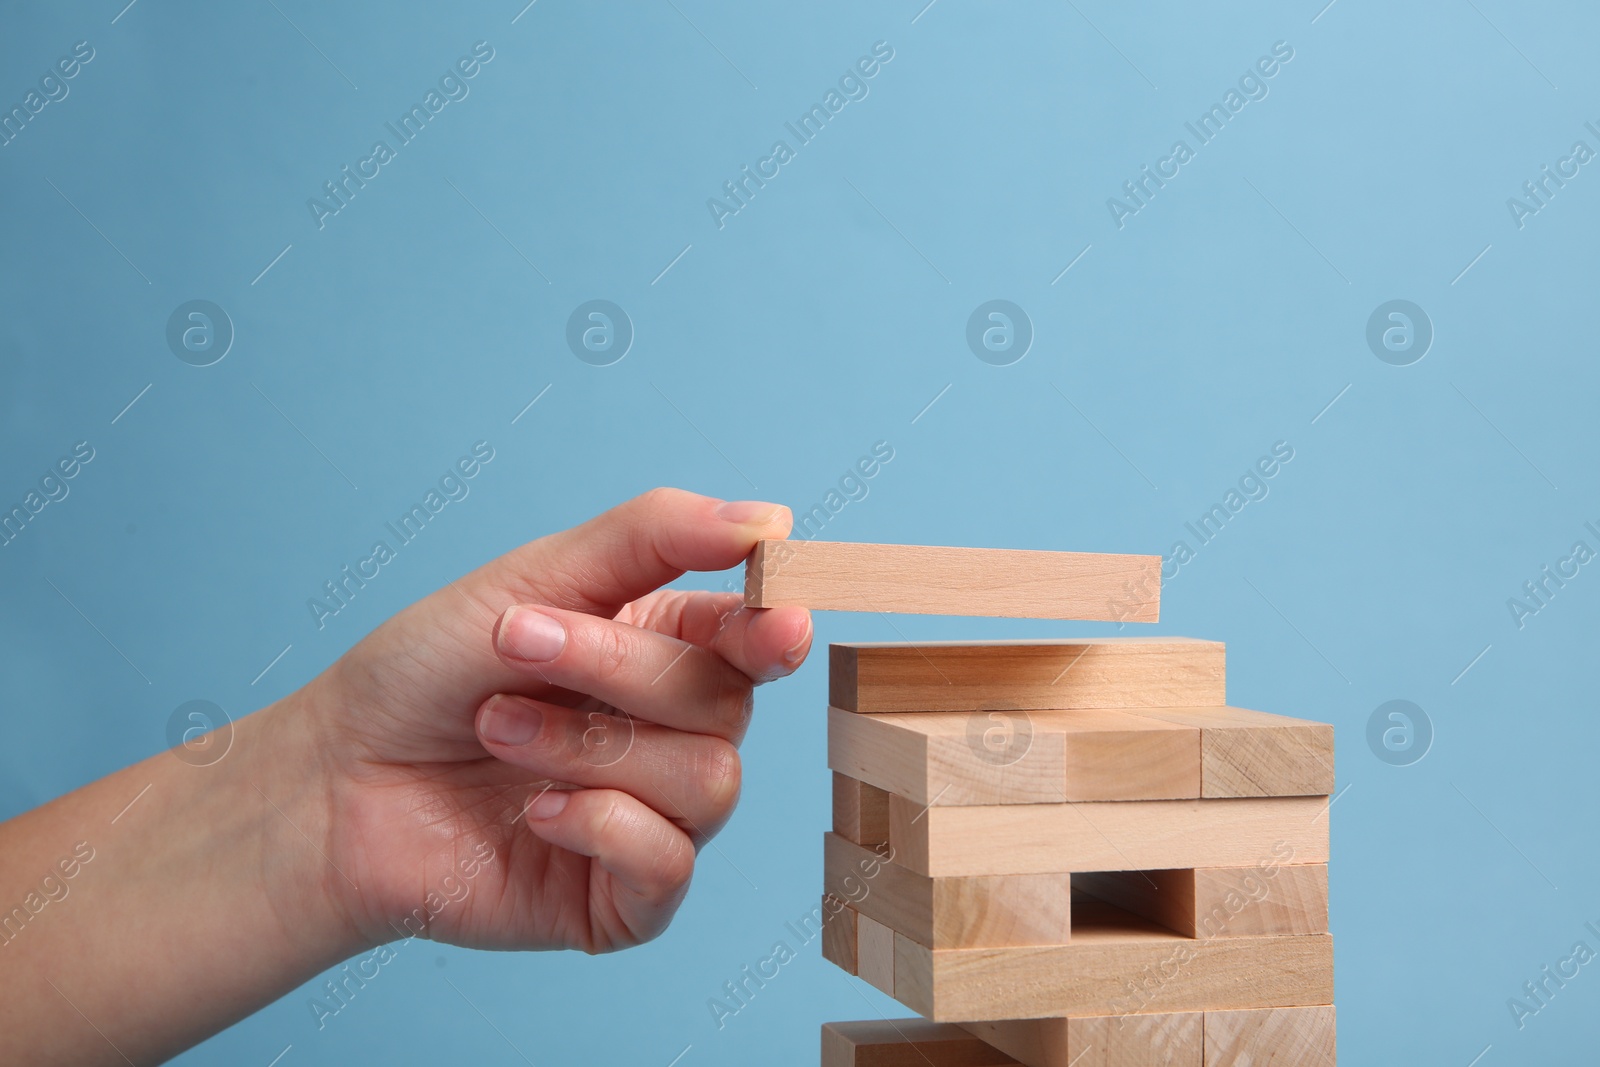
[499,607,566,663]
[715,500,783,525]
[480,697,542,747]
[526,788,570,821]
[782,617,812,667]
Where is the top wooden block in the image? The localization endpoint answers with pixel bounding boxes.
[743,540,1159,621]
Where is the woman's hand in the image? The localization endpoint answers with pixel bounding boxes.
[0,488,810,1066]
[296,487,811,953]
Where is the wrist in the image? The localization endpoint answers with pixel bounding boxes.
[239,685,375,963]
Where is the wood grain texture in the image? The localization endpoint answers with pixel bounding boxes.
[1058,709,1201,801]
[821,897,858,975]
[957,1019,1072,1067]
[825,833,1072,949]
[962,1006,1332,1067]
[894,908,1334,1021]
[1074,864,1328,938]
[889,794,1329,877]
[1204,1005,1336,1065]
[744,539,1160,621]
[1127,707,1334,798]
[828,707,1200,805]
[830,638,1225,714]
[828,707,1069,806]
[964,1013,1204,1067]
[821,1019,1022,1067]
[1071,1013,1204,1067]
[834,771,893,845]
[858,913,897,996]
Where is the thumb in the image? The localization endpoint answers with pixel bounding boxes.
[483,488,792,616]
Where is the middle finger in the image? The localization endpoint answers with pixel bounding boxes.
[492,604,754,742]
[475,694,742,836]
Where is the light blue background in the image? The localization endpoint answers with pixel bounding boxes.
[2,1,1596,1063]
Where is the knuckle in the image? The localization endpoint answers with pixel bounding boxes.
[708,667,754,736]
[697,739,743,816]
[589,623,634,684]
[650,833,695,895]
[637,486,681,513]
[590,789,626,843]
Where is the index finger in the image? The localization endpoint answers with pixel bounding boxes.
[621,590,813,684]
[483,488,793,617]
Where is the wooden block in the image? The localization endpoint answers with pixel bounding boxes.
[894,910,1333,1021]
[834,771,893,845]
[830,707,1199,805]
[745,539,1159,621]
[858,913,897,996]
[1127,707,1334,798]
[959,1020,1071,1067]
[829,707,1069,806]
[825,833,1072,949]
[1204,1005,1336,1065]
[889,794,1328,878]
[1070,1013,1203,1067]
[1075,864,1329,938]
[963,1012,1204,1067]
[830,638,1224,714]
[822,897,858,975]
[1057,709,1200,801]
[821,1019,1022,1067]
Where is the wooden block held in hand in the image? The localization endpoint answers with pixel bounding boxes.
[824,833,1072,949]
[889,794,1329,878]
[822,897,858,975]
[835,771,893,845]
[1204,1005,1336,1065]
[831,638,1225,714]
[1075,865,1329,938]
[1128,706,1334,797]
[821,1019,1022,1067]
[745,539,1159,621]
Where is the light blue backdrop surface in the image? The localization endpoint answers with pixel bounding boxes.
[3,1,1597,1063]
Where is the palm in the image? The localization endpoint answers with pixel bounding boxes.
[316,583,702,954]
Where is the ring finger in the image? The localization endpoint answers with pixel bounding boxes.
[475,693,742,837]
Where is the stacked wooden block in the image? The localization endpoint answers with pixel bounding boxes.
[745,540,1337,1067]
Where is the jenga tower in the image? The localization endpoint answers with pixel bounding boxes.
[745,540,1337,1067]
